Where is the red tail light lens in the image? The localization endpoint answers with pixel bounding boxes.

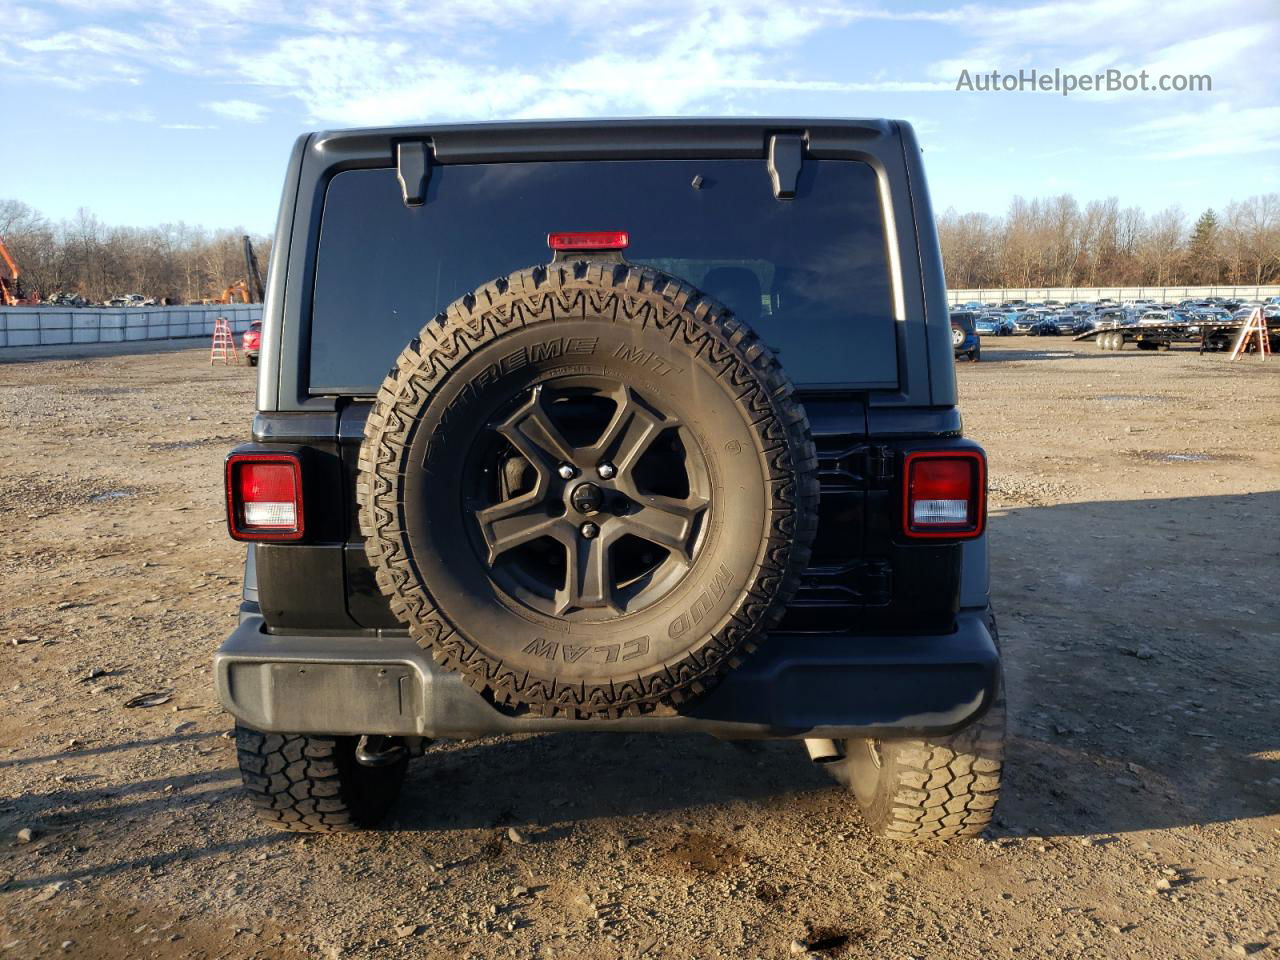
[226,453,304,541]
[902,451,985,539]
[547,230,630,252]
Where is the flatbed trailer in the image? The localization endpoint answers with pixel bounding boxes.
[1075,320,1280,353]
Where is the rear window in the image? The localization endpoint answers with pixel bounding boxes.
[308,158,896,392]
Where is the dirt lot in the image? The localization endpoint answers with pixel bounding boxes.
[1,338,1277,960]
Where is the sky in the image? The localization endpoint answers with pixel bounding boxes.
[2,0,1278,234]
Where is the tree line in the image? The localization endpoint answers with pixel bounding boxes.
[3,192,1278,303]
[0,199,272,304]
[937,193,1280,289]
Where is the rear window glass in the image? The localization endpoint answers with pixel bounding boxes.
[309,158,896,392]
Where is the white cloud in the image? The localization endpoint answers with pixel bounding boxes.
[928,0,1279,102]
[13,0,1276,137]
[1129,104,1280,159]
[206,98,269,123]
[223,2,965,124]
[73,106,156,124]
[21,25,161,55]
[4,4,55,35]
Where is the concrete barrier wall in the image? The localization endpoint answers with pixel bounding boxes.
[0,304,263,349]
[948,285,1280,305]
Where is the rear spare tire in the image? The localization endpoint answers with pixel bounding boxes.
[357,260,819,718]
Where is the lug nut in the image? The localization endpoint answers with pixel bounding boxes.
[596,462,617,480]
[580,521,599,539]
[557,463,577,480]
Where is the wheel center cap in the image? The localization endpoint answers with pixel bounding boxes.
[570,481,604,515]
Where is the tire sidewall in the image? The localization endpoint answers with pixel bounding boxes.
[398,322,768,683]
[844,737,894,815]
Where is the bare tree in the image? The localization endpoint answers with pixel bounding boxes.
[0,199,272,304]
[1221,194,1280,286]
[4,193,1277,300]
[937,193,1278,288]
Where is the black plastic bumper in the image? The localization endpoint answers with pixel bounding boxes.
[215,609,999,740]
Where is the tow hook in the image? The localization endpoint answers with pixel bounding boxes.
[355,734,408,768]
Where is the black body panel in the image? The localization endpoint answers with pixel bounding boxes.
[245,401,968,637]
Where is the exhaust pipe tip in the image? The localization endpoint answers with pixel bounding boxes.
[804,738,843,764]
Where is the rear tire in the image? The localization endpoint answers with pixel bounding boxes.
[828,676,1005,841]
[234,725,407,832]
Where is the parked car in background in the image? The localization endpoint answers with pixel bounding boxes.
[1012,312,1038,334]
[106,294,147,307]
[1050,312,1084,334]
[1138,311,1172,325]
[242,320,262,366]
[1191,308,1233,330]
[975,314,1013,336]
[1095,308,1131,328]
[951,310,981,361]
[1027,314,1067,335]
[43,292,88,307]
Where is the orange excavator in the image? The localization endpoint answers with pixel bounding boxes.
[215,279,252,304]
[0,237,40,306]
[206,237,265,304]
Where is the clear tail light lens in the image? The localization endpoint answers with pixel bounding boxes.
[902,451,985,539]
[226,453,304,541]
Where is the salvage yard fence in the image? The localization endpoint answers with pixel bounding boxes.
[0,304,263,349]
[948,285,1280,305]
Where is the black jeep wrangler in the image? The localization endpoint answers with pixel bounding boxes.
[217,119,1003,841]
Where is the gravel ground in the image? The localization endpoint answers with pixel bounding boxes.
[1,339,1277,960]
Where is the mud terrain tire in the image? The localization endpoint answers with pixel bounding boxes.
[828,674,1005,841]
[357,259,819,718]
[234,726,407,832]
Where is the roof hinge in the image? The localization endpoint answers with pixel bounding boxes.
[767,133,805,200]
[396,140,433,207]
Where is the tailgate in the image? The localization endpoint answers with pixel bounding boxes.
[336,396,962,637]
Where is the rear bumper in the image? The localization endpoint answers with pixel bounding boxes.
[215,610,1000,740]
